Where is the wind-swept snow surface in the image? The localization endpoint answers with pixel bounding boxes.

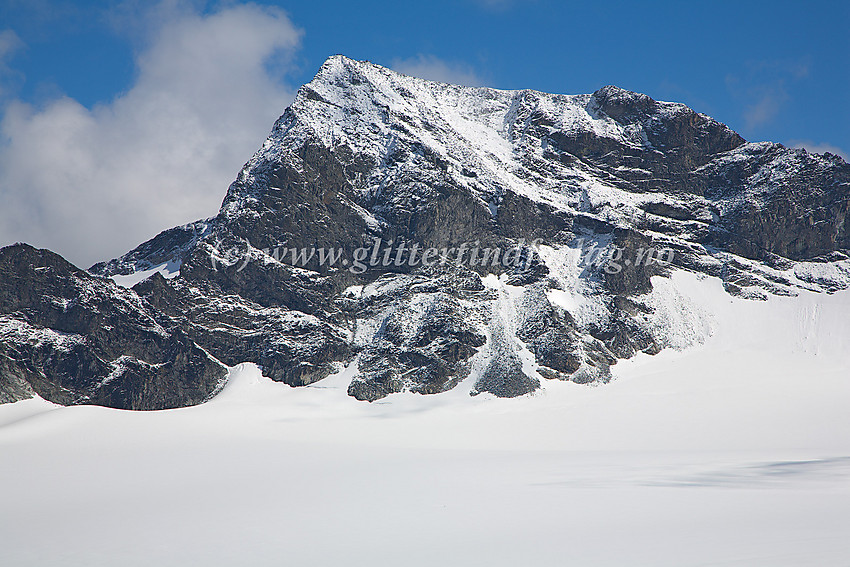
[1,272,849,566]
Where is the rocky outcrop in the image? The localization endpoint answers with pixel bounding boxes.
[345,266,487,401]
[132,271,351,387]
[0,244,226,409]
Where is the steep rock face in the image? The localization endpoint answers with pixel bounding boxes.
[345,266,487,401]
[4,55,850,407]
[696,143,850,260]
[132,271,351,387]
[0,244,226,409]
[90,221,210,277]
[545,84,746,195]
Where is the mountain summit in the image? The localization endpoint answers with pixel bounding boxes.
[3,55,849,407]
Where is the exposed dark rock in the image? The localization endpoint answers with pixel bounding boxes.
[0,244,226,409]
[90,221,209,276]
[345,270,486,401]
[133,272,351,388]
[471,325,539,398]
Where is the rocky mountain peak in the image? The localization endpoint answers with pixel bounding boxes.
[3,56,850,408]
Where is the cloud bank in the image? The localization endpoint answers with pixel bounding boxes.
[0,4,301,268]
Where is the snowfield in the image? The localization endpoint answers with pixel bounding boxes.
[1,271,849,566]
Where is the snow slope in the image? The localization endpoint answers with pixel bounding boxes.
[1,271,849,566]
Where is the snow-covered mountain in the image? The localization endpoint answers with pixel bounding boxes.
[3,55,850,408]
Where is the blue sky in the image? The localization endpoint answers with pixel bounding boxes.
[0,0,848,266]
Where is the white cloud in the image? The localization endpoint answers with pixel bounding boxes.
[470,0,516,11]
[0,29,24,98]
[0,29,22,62]
[788,139,848,161]
[742,87,787,130]
[726,58,809,132]
[392,54,486,87]
[0,3,301,268]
